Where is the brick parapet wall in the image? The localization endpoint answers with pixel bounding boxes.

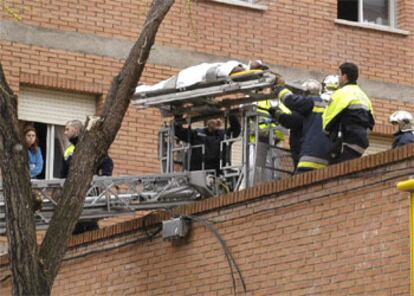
[51,144,414,251]
[1,144,413,261]
[0,1,413,85]
[2,144,412,295]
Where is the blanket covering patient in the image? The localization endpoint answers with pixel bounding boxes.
[135,60,247,94]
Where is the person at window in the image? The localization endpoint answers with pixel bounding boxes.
[174,114,241,175]
[322,62,375,163]
[272,79,333,173]
[62,119,114,177]
[24,126,44,179]
[389,110,414,148]
[62,119,84,178]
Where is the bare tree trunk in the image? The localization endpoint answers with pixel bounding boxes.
[0,65,50,295]
[0,0,175,295]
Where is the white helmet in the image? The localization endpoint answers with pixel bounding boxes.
[302,79,321,96]
[322,75,339,92]
[389,110,414,131]
[320,75,339,103]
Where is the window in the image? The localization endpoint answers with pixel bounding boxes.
[18,87,96,179]
[20,121,67,179]
[338,0,396,28]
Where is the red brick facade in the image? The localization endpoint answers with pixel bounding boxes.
[0,1,414,294]
[0,0,413,175]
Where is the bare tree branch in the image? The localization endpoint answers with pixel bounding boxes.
[0,0,175,294]
[38,0,175,289]
[0,64,50,294]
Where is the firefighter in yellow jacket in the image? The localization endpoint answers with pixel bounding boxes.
[232,60,290,185]
[322,63,375,163]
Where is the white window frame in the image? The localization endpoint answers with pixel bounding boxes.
[357,0,396,28]
[45,124,56,179]
[210,0,267,11]
[45,124,67,179]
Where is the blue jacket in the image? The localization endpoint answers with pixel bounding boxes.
[278,111,303,168]
[392,130,414,148]
[282,94,333,170]
[28,147,44,178]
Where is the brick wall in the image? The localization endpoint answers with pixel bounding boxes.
[1,0,413,85]
[1,145,413,295]
[0,0,413,176]
[0,37,412,176]
[0,40,178,175]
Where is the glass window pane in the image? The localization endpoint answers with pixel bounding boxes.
[363,0,389,26]
[338,0,359,21]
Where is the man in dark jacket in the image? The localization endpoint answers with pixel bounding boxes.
[174,114,241,175]
[275,110,304,169]
[273,79,333,173]
[62,119,113,178]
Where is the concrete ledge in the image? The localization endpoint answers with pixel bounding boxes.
[335,19,410,36]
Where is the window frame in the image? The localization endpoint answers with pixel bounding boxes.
[45,124,66,179]
[358,0,396,28]
[210,0,267,11]
[338,0,397,29]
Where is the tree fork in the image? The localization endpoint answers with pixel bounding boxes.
[0,0,175,294]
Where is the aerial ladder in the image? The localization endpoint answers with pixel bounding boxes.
[0,69,299,233]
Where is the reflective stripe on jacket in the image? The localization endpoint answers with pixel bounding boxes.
[322,84,375,154]
[283,94,333,170]
[251,100,290,142]
[64,144,75,160]
[322,84,374,131]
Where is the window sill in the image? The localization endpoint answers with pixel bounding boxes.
[335,19,410,36]
[209,0,267,11]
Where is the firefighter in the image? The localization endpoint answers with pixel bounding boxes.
[320,75,339,103]
[322,63,375,163]
[272,79,333,173]
[271,108,304,169]
[174,114,241,175]
[389,110,414,148]
[62,119,84,178]
[246,60,291,182]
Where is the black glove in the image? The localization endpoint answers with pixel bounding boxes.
[268,107,282,121]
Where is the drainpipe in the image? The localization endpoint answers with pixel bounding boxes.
[397,179,414,296]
